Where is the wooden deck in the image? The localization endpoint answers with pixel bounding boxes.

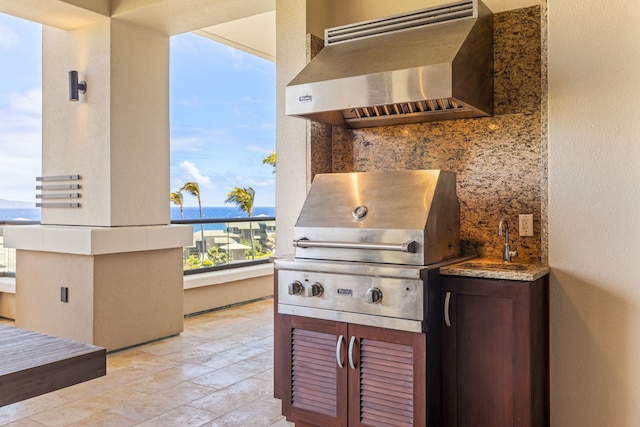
[0,325,106,407]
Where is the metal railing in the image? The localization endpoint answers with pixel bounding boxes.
[0,217,275,276]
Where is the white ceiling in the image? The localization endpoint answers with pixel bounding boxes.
[195,11,276,62]
[484,0,539,13]
[193,0,540,62]
[0,0,538,62]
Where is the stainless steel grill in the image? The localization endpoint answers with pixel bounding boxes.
[275,170,463,333]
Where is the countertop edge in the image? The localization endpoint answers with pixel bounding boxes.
[440,260,550,282]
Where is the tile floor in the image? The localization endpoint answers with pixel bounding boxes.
[0,298,295,427]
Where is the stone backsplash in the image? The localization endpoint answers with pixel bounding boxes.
[312,6,545,262]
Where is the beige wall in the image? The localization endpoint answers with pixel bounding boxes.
[41,19,170,227]
[548,0,640,426]
[184,275,273,315]
[16,248,184,351]
[274,0,312,255]
[16,251,95,343]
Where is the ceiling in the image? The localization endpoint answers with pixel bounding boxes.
[192,0,539,63]
[195,11,275,62]
[484,0,539,12]
[0,0,538,63]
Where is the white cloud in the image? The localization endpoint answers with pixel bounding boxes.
[170,127,228,154]
[228,174,274,189]
[173,94,202,109]
[9,87,41,113]
[170,35,197,52]
[210,43,269,74]
[245,144,274,155]
[0,24,19,50]
[0,87,42,203]
[170,135,209,153]
[179,160,212,189]
[222,45,244,60]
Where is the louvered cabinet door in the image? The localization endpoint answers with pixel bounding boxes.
[347,325,427,427]
[281,315,348,427]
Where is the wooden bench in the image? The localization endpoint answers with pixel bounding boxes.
[0,325,106,406]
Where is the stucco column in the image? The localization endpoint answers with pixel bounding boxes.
[41,19,168,226]
[5,18,191,351]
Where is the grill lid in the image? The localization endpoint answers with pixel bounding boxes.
[293,170,460,265]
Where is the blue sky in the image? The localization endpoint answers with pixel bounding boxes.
[0,14,42,205]
[0,13,275,208]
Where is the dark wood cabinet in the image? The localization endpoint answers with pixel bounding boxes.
[442,275,549,427]
[278,315,426,427]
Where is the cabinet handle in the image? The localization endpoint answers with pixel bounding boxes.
[336,335,345,368]
[444,291,452,327]
[348,336,357,370]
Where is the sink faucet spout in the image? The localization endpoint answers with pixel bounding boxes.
[498,218,518,262]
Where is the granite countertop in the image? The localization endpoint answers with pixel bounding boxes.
[440,258,550,282]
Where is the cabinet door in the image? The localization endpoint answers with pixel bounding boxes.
[442,276,547,427]
[281,315,348,427]
[348,324,426,427]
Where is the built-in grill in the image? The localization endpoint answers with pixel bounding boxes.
[275,169,462,333]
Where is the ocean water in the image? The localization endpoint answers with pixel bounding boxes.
[0,207,275,222]
[0,208,40,221]
[172,206,275,221]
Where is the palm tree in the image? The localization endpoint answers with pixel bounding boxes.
[170,191,184,219]
[181,181,205,258]
[225,186,255,217]
[225,187,256,259]
[262,151,276,174]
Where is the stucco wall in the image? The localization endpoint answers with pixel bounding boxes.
[274,0,313,256]
[15,248,184,351]
[548,0,640,426]
[41,19,170,227]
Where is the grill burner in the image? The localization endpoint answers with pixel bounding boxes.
[275,170,462,332]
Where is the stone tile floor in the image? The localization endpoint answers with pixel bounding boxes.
[0,298,294,427]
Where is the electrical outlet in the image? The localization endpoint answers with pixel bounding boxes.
[519,214,534,237]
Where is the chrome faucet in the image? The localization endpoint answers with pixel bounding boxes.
[498,218,518,262]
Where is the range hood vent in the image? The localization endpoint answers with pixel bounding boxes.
[286,0,494,129]
[325,1,475,45]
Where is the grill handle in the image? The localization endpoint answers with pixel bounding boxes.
[293,238,417,253]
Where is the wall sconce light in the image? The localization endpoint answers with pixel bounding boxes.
[68,70,86,101]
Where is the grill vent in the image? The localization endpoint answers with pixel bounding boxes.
[359,339,415,426]
[342,98,467,123]
[291,329,338,416]
[326,0,475,46]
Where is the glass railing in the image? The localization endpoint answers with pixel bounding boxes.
[171,216,276,274]
[0,217,275,276]
[0,220,39,277]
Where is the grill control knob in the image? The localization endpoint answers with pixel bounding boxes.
[366,287,383,304]
[288,281,304,296]
[304,282,324,298]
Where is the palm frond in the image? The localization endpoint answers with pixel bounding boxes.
[225,186,255,217]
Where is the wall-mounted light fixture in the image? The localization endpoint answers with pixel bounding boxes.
[68,70,86,101]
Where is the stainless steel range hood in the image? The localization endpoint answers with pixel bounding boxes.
[286,0,494,128]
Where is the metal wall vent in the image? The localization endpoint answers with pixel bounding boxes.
[325,0,475,46]
[342,98,469,123]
